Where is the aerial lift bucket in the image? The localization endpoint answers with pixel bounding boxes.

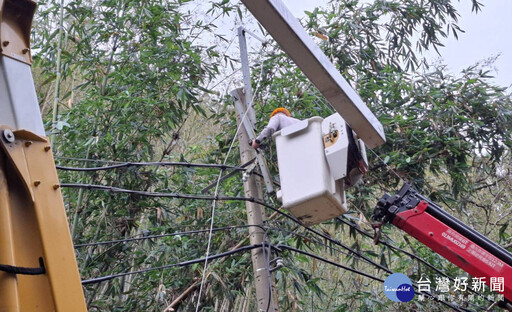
[273,113,367,226]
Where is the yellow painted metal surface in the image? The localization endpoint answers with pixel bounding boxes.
[0,154,21,312]
[0,127,87,311]
[0,0,36,64]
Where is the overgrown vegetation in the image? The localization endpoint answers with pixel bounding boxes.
[32,0,511,311]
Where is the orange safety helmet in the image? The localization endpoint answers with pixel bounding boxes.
[270,107,291,118]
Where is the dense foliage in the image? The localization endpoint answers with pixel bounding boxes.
[31,0,511,311]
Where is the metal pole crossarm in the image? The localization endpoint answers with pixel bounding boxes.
[240,0,386,148]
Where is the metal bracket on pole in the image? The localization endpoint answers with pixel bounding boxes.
[239,26,267,44]
[231,88,274,193]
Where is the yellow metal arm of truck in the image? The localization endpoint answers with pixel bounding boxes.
[0,0,87,310]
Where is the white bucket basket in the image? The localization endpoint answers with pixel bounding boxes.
[273,116,347,226]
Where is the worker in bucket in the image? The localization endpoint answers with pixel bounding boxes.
[252,108,366,188]
[251,107,300,149]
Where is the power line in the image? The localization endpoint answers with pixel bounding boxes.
[66,182,471,311]
[81,244,266,285]
[338,216,456,274]
[336,216,492,303]
[270,226,482,311]
[62,182,390,273]
[55,161,245,172]
[267,226,352,258]
[74,224,267,248]
[277,245,469,312]
[201,158,256,193]
[60,183,252,201]
[62,182,390,274]
[278,244,384,283]
[255,205,470,311]
[265,205,393,274]
[271,229,473,311]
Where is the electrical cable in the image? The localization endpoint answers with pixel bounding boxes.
[74,224,267,248]
[63,184,468,310]
[62,182,391,273]
[270,226,482,311]
[269,226,475,311]
[55,161,245,172]
[336,216,493,303]
[276,245,469,312]
[81,243,267,285]
[60,183,254,201]
[62,183,391,273]
[338,216,444,268]
[270,206,393,274]
[267,226,352,258]
[278,244,384,283]
[201,158,256,194]
[257,204,471,311]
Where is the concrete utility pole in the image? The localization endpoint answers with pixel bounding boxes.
[232,88,279,312]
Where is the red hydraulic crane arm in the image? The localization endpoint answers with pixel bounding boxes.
[373,183,512,310]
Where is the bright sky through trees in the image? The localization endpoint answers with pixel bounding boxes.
[284,0,512,88]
